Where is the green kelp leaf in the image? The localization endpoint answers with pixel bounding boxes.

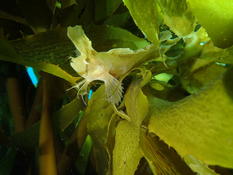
[113,80,148,175]
[221,46,233,65]
[54,97,84,131]
[180,56,227,94]
[85,86,115,174]
[76,135,93,175]
[141,133,195,175]
[181,42,233,94]
[125,80,149,124]
[95,0,122,22]
[184,155,219,175]
[104,12,131,28]
[123,0,161,44]
[123,0,195,43]
[183,28,209,57]
[158,0,187,16]
[133,67,152,88]
[86,25,149,51]
[11,28,76,74]
[187,0,233,48]
[0,30,79,84]
[113,121,143,175]
[157,0,195,36]
[148,68,233,168]
[86,86,114,144]
[197,42,233,66]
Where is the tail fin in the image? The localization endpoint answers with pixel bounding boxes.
[104,73,123,105]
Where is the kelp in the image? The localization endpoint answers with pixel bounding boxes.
[1,0,233,174]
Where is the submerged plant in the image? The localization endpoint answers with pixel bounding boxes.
[1,0,233,175]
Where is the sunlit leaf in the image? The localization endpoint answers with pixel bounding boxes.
[184,155,219,175]
[113,80,148,175]
[123,0,195,44]
[157,0,195,36]
[149,68,233,168]
[113,121,143,175]
[187,0,233,48]
[123,0,161,44]
[125,80,149,124]
[178,27,210,62]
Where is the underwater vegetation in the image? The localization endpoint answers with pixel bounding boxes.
[0,0,233,174]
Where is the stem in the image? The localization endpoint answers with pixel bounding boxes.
[6,78,25,133]
[39,75,57,175]
[26,82,43,128]
[112,104,131,121]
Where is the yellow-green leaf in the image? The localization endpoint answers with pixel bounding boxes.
[123,0,195,43]
[0,31,79,84]
[158,0,195,36]
[113,121,143,175]
[148,68,233,168]
[125,80,149,125]
[141,132,195,175]
[123,0,161,44]
[85,86,115,174]
[187,0,233,48]
[54,97,84,131]
[184,155,219,175]
[113,80,148,175]
[86,86,114,144]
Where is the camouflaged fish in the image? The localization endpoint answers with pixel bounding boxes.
[67,25,157,105]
